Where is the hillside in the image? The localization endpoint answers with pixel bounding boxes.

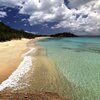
[50,32,77,37]
[0,22,40,42]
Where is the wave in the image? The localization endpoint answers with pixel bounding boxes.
[0,48,36,91]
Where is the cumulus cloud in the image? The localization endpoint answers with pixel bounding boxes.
[0,0,26,7]
[0,11,7,17]
[68,0,93,8]
[0,0,100,35]
[19,0,65,25]
[52,0,100,35]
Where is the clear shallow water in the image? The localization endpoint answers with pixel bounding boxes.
[37,37,100,100]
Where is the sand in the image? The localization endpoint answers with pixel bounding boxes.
[0,92,66,100]
[0,39,31,83]
[0,37,47,83]
[0,37,67,100]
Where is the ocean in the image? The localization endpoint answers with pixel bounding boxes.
[0,37,100,100]
[37,37,100,100]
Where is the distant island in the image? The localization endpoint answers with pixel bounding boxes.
[0,22,77,42]
[50,32,77,37]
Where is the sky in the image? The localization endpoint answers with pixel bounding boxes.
[0,0,100,35]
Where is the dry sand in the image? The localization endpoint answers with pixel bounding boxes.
[0,39,31,83]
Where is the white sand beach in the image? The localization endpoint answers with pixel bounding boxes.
[0,39,31,83]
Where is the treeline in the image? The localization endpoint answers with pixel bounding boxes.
[0,22,41,42]
[50,32,77,37]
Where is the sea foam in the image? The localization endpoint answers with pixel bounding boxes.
[0,48,36,91]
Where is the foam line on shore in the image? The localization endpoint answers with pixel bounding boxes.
[0,48,36,91]
[23,48,36,56]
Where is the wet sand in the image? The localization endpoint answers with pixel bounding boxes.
[0,92,66,100]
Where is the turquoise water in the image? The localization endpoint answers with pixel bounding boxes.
[37,37,100,100]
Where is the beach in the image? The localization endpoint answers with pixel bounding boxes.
[0,37,66,100]
[0,39,31,83]
[0,37,47,83]
[0,37,99,100]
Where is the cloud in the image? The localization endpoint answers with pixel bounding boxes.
[0,0,100,35]
[21,18,27,22]
[68,0,93,8]
[18,0,100,35]
[19,0,66,25]
[0,0,26,7]
[52,0,100,35]
[0,11,7,17]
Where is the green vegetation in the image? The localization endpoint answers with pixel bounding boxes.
[50,32,77,37]
[0,22,41,42]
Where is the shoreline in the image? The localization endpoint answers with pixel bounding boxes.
[0,37,47,83]
[0,39,30,83]
[0,37,67,100]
